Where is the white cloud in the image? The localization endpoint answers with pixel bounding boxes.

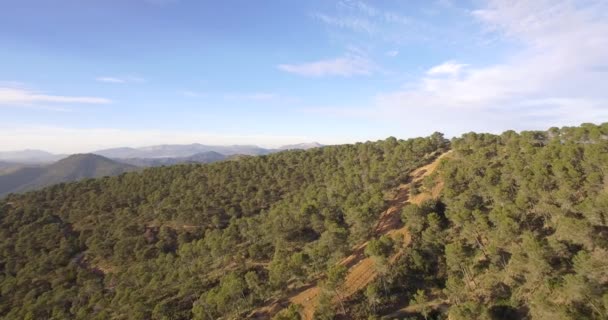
[313,13,376,34]
[338,1,378,17]
[315,3,410,36]
[337,1,410,25]
[316,1,447,46]
[381,0,608,127]
[0,87,111,106]
[95,76,145,84]
[309,0,608,135]
[96,77,125,84]
[0,126,319,153]
[426,61,467,76]
[278,56,374,77]
[386,50,399,57]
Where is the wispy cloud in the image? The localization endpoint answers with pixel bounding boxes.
[314,1,475,47]
[96,77,126,84]
[386,50,399,57]
[337,1,410,24]
[95,75,145,84]
[426,61,467,76]
[313,13,376,34]
[278,55,375,77]
[315,1,413,39]
[0,86,111,106]
[310,0,608,134]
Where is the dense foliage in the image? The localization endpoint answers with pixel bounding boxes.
[0,154,136,197]
[0,134,448,319]
[4,124,607,320]
[343,123,608,319]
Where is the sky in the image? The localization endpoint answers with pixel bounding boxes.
[1,0,608,153]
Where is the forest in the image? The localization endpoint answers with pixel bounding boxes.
[1,124,607,319]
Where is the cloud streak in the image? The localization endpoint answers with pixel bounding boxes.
[426,61,468,76]
[314,1,454,45]
[278,55,374,77]
[96,77,126,84]
[386,50,399,57]
[313,13,376,34]
[0,86,111,106]
[95,76,145,84]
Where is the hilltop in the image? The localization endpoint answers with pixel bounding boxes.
[0,153,136,197]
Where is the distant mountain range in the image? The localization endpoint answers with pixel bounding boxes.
[0,142,323,164]
[0,142,324,196]
[0,149,65,163]
[93,144,273,159]
[0,161,23,173]
[0,154,136,197]
[116,151,227,167]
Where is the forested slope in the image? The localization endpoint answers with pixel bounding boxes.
[0,134,448,319]
[2,123,607,320]
[338,123,608,320]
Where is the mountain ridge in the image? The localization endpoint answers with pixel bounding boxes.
[0,142,323,163]
[0,153,136,197]
[114,151,227,167]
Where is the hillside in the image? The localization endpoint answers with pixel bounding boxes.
[279,142,324,151]
[258,151,451,320]
[114,151,227,167]
[0,153,136,197]
[0,161,28,174]
[1,125,608,320]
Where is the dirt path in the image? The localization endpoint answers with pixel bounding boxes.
[249,151,451,320]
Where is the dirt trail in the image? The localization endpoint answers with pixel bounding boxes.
[249,151,451,320]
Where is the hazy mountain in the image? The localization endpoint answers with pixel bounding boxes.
[90,147,140,158]
[0,143,322,164]
[0,149,64,163]
[0,161,22,170]
[278,142,323,150]
[94,144,272,158]
[0,161,32,175]
[0,161,16,169]
[115,151,226,167]
[0,153,136,197]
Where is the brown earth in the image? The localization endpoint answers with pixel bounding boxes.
[249,151,451,320]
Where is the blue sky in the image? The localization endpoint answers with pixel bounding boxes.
[1,0,608,153]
